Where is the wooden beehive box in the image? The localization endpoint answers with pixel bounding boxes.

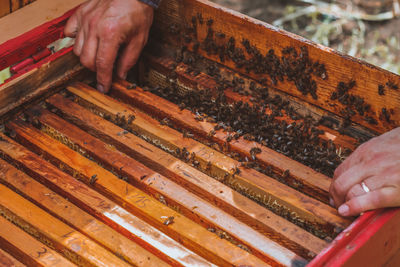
[0,0,400,266]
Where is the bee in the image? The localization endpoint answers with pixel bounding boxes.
[378,84,385,95]
[282,169,290,179]
[163,216,175,226]
[386,81,399,90]
[208,130,216,137]
[250,147,262,155]
[127,83,137,90]
[89,174,98,185]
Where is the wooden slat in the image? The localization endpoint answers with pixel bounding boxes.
[0,216,73,267]
[0,184,130,267]
[32,97,328,258]
[0,0,10,18]
[113,74,333,204]
[0,248,25,267]
[0,133,214,267]
[0,158,168,267]
[144,53,358,150]
[0,50,84,122]
[5,122,268,267]
[154,0,400,134]
[64,83,350,237]
[27,107,317,262]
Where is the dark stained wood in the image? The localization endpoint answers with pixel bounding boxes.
[5,121,270,267]
[0,50,85,123]
[153,0,400,134]
[59,84,350,238]
[27,106,323,261]
[0,133,214,266]
[0,216,74,267]
[0,158,168,267]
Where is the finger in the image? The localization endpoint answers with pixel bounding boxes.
[330,163,373,207]
[338,187,397,216]
[79,31,99,71]
[345,183,368,202]
[116,37,143,80]
[73,29,85,57]
[96,37,120,93]
[64,11,80,37]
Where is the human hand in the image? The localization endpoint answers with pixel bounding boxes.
[65,0,154,93]
[330,127,400,216]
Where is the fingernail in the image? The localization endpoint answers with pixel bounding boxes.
[338,204,349,216]
[121,72,127,80]
[329,198,335,207]
[97,84,105,93]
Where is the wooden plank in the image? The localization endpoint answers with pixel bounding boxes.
[64,83,350,238]
[0,216,74,267]
[31,98,328,257]
[0,248,25,267]
[0,158,168,267]
[0,184,130,267]
[114,72,334,204]
[27,107,316,263]
[144,53,358,150]
[153,0,400,134]
[0,0,83,45]
[0,133,214,267]
[0,49,84,122]
[5,122,269,267]
[0,0,10,18]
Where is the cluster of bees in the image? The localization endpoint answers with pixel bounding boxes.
[152,81,348,177]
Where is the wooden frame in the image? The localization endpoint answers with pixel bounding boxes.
[0,0,400,266]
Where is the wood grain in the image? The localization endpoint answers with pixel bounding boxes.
[0,184,130,267]
[6,120,269,267]
[0,216,74,267]
[0,158,168,267]
[0,133,213,266]
[34,100,328,257]
[0,50,84,122]
[27,105,319,262]
[60,83,350,238]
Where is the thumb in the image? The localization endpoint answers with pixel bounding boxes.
[338,187,397,216]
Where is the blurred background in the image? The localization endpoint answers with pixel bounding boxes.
[211,0,400,74]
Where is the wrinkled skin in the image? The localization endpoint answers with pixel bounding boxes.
[330,127,400,216]
[65,0,154,93]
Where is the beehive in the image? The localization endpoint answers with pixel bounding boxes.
[0,0,400,266]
